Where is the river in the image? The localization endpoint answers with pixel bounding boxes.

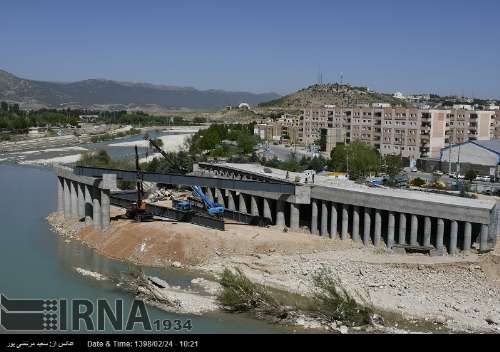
[0,161,293,333]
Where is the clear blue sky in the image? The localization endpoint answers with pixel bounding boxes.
[1,0,499,98]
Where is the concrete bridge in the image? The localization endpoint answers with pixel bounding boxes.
[194,162,498,255]
[54,166,115,231]
[54,163,498,256]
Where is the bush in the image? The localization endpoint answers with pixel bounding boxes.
[410,177,426,187]
[217,268,280,314]
[311,268,373,325]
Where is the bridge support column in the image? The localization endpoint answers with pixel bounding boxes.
[276,200,285,226]
[449,220,458,255]
[57,177,64,213]
[206,188,214,202]
[480,224,489,252]
[352,206,360,242]
[63,179,71,218]
[436,218,444,254]
[463,222,472,253]
[227,191,236,211]
[215,188,225,206]
[374,209,382,247]
[290,203,300,230]
[250,196,259,216]
[341,204,348,240]
[92,187,101,231]
[238,193,247,213]
[424,217,431,247]
[70,181,78,218]
[101,189,110,232]
[78,183,85,219]
[410,215,418,246]
[388,212,395,248]
[311,199,318,235]
[399,213,406,245]
[363,208,371,245]
[263,198,272,222]
[320,201,328,237]
[330,203,338,239]
[84,184,92,225]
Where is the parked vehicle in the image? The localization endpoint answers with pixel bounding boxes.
[433,170,444,176]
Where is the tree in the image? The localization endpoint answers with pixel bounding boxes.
[465,169,478,181]
[0,101,8,112]
[384,154,403,181]
[329,141,380,179]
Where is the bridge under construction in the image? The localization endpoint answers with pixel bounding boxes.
[54,162,499,256]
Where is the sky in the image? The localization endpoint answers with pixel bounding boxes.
[1,0,499,98]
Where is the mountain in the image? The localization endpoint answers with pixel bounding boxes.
[0,69,280,110]
[258,83,409,109]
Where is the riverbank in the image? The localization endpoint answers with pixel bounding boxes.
[46,209,500,333]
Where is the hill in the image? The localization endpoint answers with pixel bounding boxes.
[258,83,409,109]
[0,69,280,110]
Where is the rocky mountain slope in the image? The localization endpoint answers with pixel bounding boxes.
[0,69,279,110]
[259,83,409,109]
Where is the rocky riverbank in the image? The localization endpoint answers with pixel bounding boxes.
[47,211,500,333]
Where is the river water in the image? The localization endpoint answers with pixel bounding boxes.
[0,162,292,333]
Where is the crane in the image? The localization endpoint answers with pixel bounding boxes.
[144,134,225,217]
[125,145,152,221]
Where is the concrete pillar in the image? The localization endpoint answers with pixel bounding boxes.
[341,204,349,240]
[480,224,489,252]
[423,217,432,247]
[215,188,225,206]
[290,203,300,230]
[57,177,64,213]
[63,178,71,218]
[398,213,407,245]
[69,181,78,218]
[263,198,272,222]
[463,222,472,253]
[101,189,110,231]
[352,206,360,242]
[77,183,85,219]
[250,196,259,216]
[311,199,318,235]
[92,187,101,231]
[374,209,382,247]
[238,193,247,213]
[410,215,418,246]
[388,212,395,248]
[276,200,285,226]
[206,188,214,202]
[227,191,236,211]
[330,203,338,239]
[436,218,445,253]
[363,208,371,246]
[320,201,328,237]
[449,220,458,255]
[84,184,92,225]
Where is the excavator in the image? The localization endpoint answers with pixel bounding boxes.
[144,134,225,218]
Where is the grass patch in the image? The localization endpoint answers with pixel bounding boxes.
[311,268,374,326]
[217,267,377,328]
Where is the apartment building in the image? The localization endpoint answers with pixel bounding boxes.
[300,106,497,160]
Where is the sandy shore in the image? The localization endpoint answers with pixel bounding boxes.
[47,208,500,333]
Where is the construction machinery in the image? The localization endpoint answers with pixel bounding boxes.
[190,186,224,217]
[144,134,225,217]
[125,145,152,221]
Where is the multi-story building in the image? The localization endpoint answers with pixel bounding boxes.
[300,105,497,160]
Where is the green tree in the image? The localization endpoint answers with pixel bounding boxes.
[328,141,380,179]
[384,154,403,180]
[465,169,478,181]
